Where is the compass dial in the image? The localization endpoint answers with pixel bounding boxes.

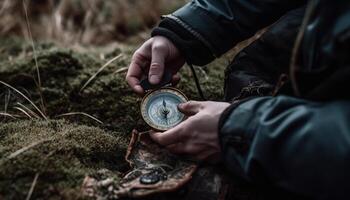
[141,88,188,131]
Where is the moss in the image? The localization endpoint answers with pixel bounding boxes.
[0,36,230,199]
[0,40,141,130]
[0,120,128,199]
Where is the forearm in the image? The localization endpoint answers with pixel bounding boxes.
[219,96,350,199]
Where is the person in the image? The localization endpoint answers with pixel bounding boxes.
[126,0,350,199]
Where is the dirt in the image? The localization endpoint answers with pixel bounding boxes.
[0,36,230,199]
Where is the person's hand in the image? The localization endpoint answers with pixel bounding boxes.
[126,36,185,94]
[150,101,230,163]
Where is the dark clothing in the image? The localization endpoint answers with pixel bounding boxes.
[223,7,305,102]
[152,0,350,199]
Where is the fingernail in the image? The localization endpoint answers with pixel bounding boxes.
[149,75,160,84]
[134,85,143,93]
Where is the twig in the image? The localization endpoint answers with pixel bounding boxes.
[25,173,39,200]
[56,112,103,124]
[80,54,122,93]
[0,81,47,120]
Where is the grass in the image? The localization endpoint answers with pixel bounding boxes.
[80,54,123,93]
[0,0,187,45]
[0,0,247,199]
[0,34,230,199]
[22,0,46,116]
[0,81,47,120]
[56,112,103,124]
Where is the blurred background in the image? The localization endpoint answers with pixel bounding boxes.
[0,0,187,45]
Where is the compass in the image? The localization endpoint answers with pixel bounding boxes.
[140,87,188,131]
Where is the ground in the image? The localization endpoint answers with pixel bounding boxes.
[0,35,234,199]
[0,0,255,198]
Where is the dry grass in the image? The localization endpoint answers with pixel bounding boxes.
[56,112,103,124]
[0,0,186,45]
[80,54,123,93]
[0,112,17,119]
[13,106,33,119]
[25,173,39,200]
[0,81,47,119]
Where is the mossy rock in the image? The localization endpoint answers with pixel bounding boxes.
[0,120,128,199]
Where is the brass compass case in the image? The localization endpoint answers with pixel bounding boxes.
[140,87,188,131]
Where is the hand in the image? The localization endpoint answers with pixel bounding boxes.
[150,101,230,163]
[126,36,185,94]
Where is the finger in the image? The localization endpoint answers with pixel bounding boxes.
[149,43,167,84]
[126,53,150,94]
[178,101,204,116]
[166,143,184,154]
[149,122,188,146]
[171,73,181,86]
[166,143,204,155]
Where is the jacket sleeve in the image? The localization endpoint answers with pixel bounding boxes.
[218,96,350,199]
[152,0,305,65]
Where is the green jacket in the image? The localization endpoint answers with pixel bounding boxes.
[152,0,350,199]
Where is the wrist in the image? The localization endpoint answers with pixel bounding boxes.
[151,17,215,66]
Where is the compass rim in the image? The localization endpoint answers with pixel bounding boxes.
[140,87,188,131]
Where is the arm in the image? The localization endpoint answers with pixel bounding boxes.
[219,96,350,199]
[153,0,305,65]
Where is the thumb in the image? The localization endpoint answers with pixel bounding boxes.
[149,43,167,84]
[178,101,203,116]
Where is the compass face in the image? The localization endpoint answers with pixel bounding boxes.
[141,88,188,131]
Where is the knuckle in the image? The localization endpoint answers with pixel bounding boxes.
[184,143,194,153]
[149,63,162,75]
[152,42,166,52]
[150,62,161,69]
[185,101,195,108]
[177,126,188,139]
[132,52,146,62]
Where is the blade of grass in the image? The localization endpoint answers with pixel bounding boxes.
[113,66,128,74]
[80,54,122,93]
[0,81,47,120]
[13,106,33,119]
[8,139,51,159]
[22,0,46,115]
[17,102,41,119]
[0,112,17,119]
[56,112,103,124]
[4,90,11,113]
[26,173,39,200]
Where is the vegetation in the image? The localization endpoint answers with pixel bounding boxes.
[0,0,237,198]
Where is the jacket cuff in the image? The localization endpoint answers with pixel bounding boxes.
[151,17,215,66]
[172,2,242,57]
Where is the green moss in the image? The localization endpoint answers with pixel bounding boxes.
[0,36,230,199]
[0,120,128,199]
